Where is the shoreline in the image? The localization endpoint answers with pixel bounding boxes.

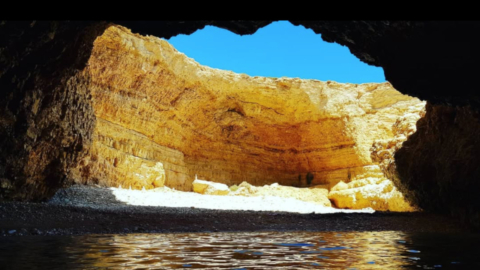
[0,201,468,237]
[0,185,470,237]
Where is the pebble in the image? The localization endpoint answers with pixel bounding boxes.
[0,185,465,237]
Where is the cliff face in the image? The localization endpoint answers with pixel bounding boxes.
[66,25,424,211]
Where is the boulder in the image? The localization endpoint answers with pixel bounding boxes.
[328,178,416,212]
[192,179,230,196]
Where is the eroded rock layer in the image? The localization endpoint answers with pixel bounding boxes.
[68,25,424,212]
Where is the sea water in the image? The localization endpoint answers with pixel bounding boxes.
[0,231,479,269]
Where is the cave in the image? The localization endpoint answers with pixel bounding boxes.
[3,19,480,268]
[77,25,426,212]
[1,20,480,227]
[1,23,428,213]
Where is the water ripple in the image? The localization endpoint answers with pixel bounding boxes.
[0,231,479,269]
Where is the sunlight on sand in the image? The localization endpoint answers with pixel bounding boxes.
[110,187,375,214]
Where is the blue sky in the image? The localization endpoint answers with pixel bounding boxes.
[166,21,385,84]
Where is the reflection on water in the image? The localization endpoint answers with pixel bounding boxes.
[1,231,480,269]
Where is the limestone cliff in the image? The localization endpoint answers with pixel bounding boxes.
[67,25,424,211]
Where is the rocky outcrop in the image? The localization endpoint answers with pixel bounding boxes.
[64,26,424,212]
[328,170,417,212]
[0,21,108,200]
[371,109,426,175]
[385,103,480,226]
[354,101,427,211]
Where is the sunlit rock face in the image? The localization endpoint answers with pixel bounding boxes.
[328,166,417,212]
[68,25,425,211]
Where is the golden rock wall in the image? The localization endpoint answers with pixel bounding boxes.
[70,25,425,210]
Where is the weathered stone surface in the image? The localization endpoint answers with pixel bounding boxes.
[68,118,171,189]
[328,176,416,212]
[0,21,108,200]
[371,106,426,177]
[387,103,480,225]
[68,25,425,207]
[328,165,417,212]
[193,179,229,196]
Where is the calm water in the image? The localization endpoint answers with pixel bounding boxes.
[1,231,479,269]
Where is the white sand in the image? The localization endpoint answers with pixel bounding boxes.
[110,187,375,214]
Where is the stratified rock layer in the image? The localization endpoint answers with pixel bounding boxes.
[67,25,424,211]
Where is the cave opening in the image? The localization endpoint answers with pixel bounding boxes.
[62,22,427,213]
[4,22,480,270]
[166,21,386,84]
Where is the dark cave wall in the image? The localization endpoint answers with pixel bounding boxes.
[1,20,480,228]
[291,21,480,108]
[388,103,480,227]
[0,21,107,200]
